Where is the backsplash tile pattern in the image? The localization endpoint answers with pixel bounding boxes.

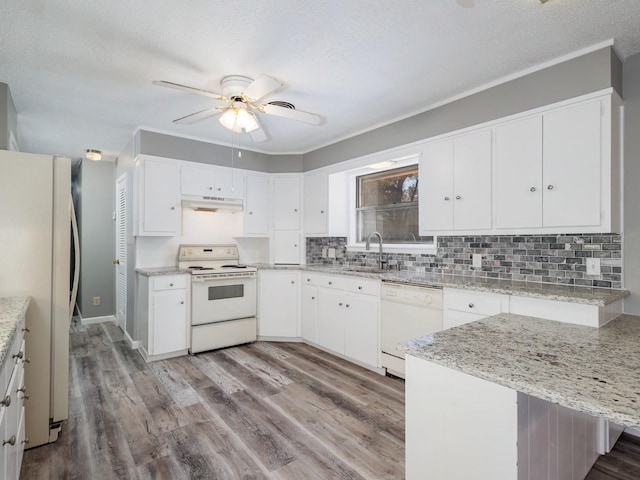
[306,234,622,289]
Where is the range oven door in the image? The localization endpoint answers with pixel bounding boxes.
[191,274,257,325]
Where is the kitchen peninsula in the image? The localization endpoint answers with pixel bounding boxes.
[401,312,640,480]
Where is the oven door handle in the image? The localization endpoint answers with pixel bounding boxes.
[191,274,257,282]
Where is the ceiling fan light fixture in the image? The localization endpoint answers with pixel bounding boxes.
[219,107,259,133]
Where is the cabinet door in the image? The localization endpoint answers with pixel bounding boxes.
[453,129,492,230]
[273,176,301,230]
[317,289,345,355]
[301,285,319,343]
[494,116,543,229]
[143,159,181,235]
[181,165,216,196]
[344,293,378,368]
[215,171,245,199]
[420,139,454,232]
[273,231,301,265]
[543,99,601,228]
[151,289,187,354]
[244,174,269,235]
[303,171,327,234]
[258,271,299,337]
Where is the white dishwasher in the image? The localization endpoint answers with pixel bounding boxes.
[381,282,443,378]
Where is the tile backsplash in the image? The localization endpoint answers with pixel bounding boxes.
[306,234,622,289]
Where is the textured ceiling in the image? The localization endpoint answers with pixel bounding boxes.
[1,0,640,160]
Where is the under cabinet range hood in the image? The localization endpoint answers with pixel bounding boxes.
[181,195,243,212]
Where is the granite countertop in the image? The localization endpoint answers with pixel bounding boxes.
[136,266,186,276]
[258,264,628,306]
[0,297,29,372]
[400,312,640,429]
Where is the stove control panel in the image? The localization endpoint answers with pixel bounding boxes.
[178,244,239,262]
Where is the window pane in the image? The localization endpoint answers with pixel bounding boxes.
[357,205,432,244]
[358,165,418,208]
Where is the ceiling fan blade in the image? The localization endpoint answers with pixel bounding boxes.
[153,80,227,101]
[173,107,222,125]
[242,74,282,102]
[249,127,268,142]
[259,103,322,125]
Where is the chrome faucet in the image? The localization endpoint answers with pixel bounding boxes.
[365,231,385,270]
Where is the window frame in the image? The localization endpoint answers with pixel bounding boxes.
[347,153,437,255]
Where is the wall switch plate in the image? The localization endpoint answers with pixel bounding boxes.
[586,258,601,275]
[472,254,482,268]
[93,296,101,306]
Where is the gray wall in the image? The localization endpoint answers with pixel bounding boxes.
[77,159,116,318]
[304,47,621,171]
[624,53,640,314]
[0,83,17,150]
[138,130,304,173]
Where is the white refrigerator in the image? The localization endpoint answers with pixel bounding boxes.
[0,150,72,448]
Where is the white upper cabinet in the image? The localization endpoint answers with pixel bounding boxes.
[420,128,492,234]
[303,170,327,235]
[494,115,543,229]
[493,94,620,234]
[273,175,301,230]
[181,165,216,196]
[243,174,269,236]
[136,156,181,236]
[181,165,244,199]
[542,99,602,228]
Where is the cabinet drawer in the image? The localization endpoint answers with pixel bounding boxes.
[302,272,325,286]
[315,274,345,290]
[344,277,379,296]
[445,288,508,316]
[152,274,188,291]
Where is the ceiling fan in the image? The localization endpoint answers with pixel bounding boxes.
[153,74,322,142]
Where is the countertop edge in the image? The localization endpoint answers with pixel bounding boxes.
[0,296,29,373]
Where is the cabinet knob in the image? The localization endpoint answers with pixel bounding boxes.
[170,206,176,210]
[21,393,30,401]
[180,301,185,305]
[306,278,310,282]
[3,435,16,447]
[468,303,475,308]
[22,327,30,333]
[21,438,29,446]
[444,196,450,201]
[328,281,332,285]
[290,281,295,285]
[23,358,30,364]
[294,208,298,212]
[346,304,350,308]
[311,296,316,300]
[209,186,213,190]
[12,351,23,360]
[547,185,554,190]
[169,283,174,286]
[455,195,462,200]
[0,395,10,407]
[320,210,325,214]
[294,244,298,248]
[338,302,343,306]
[358,286,363,290]
[217,187,221,191]
[530,187,536,192]
[249,211,253,215]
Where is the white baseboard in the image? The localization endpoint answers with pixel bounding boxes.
[81,315,117,325]
[124,329,140,350]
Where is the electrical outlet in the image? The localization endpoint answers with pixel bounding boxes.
[93,296,101,306]
[472,254,482,268]
[328,247,336,259]
[586,258,601,276]
[321,247,328,258]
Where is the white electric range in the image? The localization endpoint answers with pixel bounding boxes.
[178,244,258,353]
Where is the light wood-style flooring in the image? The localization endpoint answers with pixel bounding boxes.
[20,321,405,479]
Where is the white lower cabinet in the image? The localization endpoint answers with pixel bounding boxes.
[301,284,319,343]
[0,314,27,480]
[258,270,300,338]
[443,288,509,329]
[308,273,379,369]
[138,274,189,361]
